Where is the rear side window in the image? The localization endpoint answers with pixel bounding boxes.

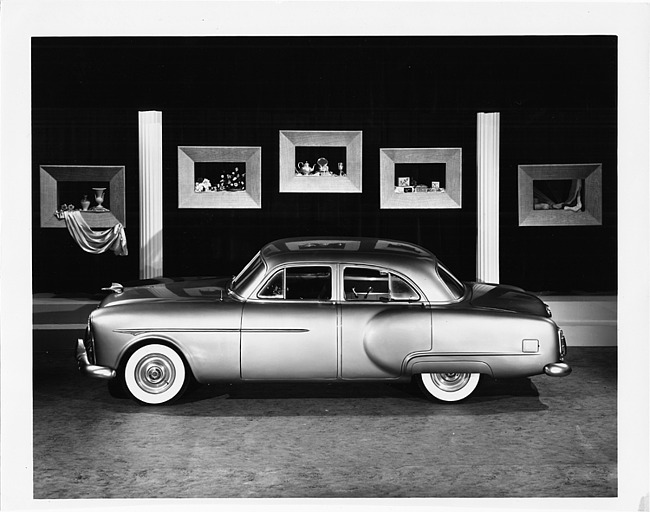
[343,267,419,302]
[438,263,465,300]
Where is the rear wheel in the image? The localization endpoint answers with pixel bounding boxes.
[124,344,189,405]
[417,372,480,402]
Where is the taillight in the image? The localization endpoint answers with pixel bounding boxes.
[559,329,567,359]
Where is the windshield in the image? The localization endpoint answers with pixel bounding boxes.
[231,252,265,297]
[437,262,465,300]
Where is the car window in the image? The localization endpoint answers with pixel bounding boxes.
[390,274,420,301]
[258,266,332,301]
[343,267,419,302]
[257,270,284,299]
[231,253,265,296]
[437,263,465,300]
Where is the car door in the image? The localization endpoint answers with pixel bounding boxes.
[340,265,432,379]
[240,265,338,379]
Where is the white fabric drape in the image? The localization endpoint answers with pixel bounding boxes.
[62,210,128,256]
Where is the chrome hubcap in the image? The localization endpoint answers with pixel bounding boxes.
[134,354,176,394]
[431,373,471,392]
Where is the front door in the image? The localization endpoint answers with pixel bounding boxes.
[240,265,338,379]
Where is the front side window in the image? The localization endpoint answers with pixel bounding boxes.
[258,266,332,301]
[257,270,284,299]
[343,267,419,302]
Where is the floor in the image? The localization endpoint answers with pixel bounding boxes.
[33,331,617,499]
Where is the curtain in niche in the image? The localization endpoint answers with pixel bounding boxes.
[61,210,128,256]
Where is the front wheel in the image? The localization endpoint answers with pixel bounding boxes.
[417,372,480,402]
[124,344,189,405]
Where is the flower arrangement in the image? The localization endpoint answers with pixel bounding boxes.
[195,167,246,192]
[54,203,76,219]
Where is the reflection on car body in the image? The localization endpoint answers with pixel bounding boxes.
[77,237,571,405]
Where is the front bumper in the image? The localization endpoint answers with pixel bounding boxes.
[544,361,572,377]
[76,339,116,379]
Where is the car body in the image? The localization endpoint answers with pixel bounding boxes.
[77,237,571,404]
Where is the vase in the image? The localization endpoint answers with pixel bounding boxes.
[80,195,90,211]
[92,187,108,211]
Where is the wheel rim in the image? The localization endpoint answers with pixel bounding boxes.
[134,353,177,395]
[430,373,472,392]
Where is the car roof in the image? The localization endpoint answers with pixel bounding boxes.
[256,237,454,301]
[260,237,438,269]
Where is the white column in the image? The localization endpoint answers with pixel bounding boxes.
[138,111,163,279]
[476,112,500,283]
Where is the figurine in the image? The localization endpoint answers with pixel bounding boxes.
[296,161,315,175]
[317,157,329,174]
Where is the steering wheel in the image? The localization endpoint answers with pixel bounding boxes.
[364,287,373,299]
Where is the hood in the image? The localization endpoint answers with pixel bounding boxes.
[468,282,551,317]
[99,276,233,307]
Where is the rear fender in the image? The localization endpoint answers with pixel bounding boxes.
[409,359,493,377]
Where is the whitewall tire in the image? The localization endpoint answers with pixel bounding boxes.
[124,344,188,405]
[417,372,480,402]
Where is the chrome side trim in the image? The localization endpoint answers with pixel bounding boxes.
[113,327,309,335]
[544,362,572,377]
[76,339,116,379]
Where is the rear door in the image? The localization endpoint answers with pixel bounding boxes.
[339,266,432,379]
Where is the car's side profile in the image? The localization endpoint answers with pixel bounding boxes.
[77,237,571,405]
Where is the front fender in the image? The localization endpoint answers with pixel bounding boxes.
[90,300,244,383]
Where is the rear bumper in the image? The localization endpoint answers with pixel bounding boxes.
[76,339,116,379]
[544,361,572,377]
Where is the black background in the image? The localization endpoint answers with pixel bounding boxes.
[31,36,617,294]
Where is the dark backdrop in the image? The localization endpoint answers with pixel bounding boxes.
[31,36,617,294]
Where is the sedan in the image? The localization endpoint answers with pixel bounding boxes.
[77,237,570,405]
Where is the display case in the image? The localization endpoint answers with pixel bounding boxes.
[380,148,462,209]
[178,146,262,209]
[518,163,602,226]
[279,130,362,193]
[40,165,126,228]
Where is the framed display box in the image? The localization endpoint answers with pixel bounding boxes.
[518,163,602,226]
[380,148,462,209]
[279,130,362,193]
[40,165,126,228]
[178,146,262,209]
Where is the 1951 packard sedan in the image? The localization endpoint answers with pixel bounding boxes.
[76,237,571,405]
